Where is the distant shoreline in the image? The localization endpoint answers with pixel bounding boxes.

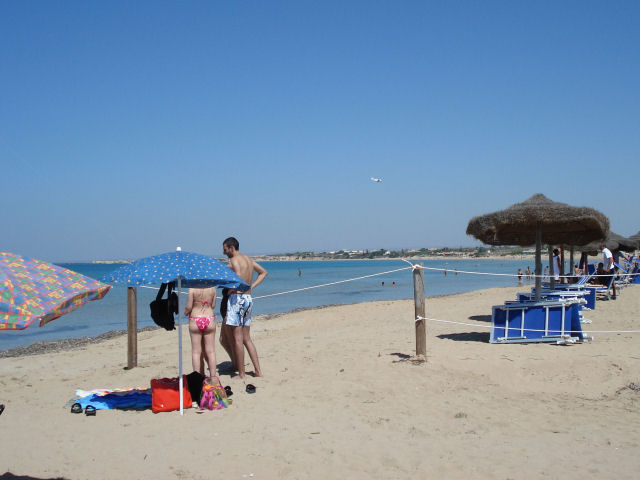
[251,254,538,262]
[86,254,542,264]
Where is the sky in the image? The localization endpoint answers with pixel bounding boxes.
[2,1,638,262]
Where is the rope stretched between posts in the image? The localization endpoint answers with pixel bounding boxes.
[136,265,413,301]
[253,266,412,299]
[130,262,637,334]
[415,316,640,334]
[400,258,639,279]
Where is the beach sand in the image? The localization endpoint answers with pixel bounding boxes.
[1,285,639,479]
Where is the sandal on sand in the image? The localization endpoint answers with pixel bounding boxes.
[71,403,82,414]
[245,384,256,394]
[0,404,4,415]
[224,386,233,397]
[85,405,96,416]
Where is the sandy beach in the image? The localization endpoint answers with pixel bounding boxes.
[1,284,639,479]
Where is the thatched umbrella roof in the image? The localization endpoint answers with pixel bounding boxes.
[581,232,636,254]
[628,231,640,249]
[466,193,610,299]
[466,194,610,246]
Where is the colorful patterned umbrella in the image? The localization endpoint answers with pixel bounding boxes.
[0,252,111,331]
[100,250,249,290]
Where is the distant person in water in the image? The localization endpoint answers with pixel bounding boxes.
[223,237,268,379]
[298,267,302,277]
[381,281,385,286]
[525,266,531,280]
[517,268,523,284]
[392,281,396,286]
[184,287,217,377]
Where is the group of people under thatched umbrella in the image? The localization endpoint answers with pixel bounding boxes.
[466,194,638,301]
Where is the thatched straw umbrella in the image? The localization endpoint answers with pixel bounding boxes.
[576,232,622,277]
[611,232,639,252]
[629,231,640,250]
[466,194,610,300]
[580,232,636,255]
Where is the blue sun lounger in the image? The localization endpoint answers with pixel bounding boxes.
[518,288,595,309]
[534,272,597,309]
[491,298,585,344]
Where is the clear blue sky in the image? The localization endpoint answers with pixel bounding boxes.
[2,1,638,262]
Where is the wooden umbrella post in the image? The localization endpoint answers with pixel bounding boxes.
[413,262,426,360]
[569,247,575,283]
[534,223,542,301]
[126,287,138,369]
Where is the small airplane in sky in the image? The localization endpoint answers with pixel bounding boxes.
[370,177,382,183]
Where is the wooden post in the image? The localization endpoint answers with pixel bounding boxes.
[127,287,137,369]
[534,224,542,301]
[569,247,575,283]
[413,262,426,360]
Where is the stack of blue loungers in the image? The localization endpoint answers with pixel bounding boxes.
[490,277,590,344]
[491,298,585,344]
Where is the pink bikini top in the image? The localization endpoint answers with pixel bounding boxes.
[195,291,212,307]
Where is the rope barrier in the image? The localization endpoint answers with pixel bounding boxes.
[253,266,412,299]
[137,265,413,301]
[416,316,640,334]
[128,260,638,335]
[400,258,639,279]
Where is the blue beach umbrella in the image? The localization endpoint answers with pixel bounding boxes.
[100,249,249,289]
[101,248,249,414]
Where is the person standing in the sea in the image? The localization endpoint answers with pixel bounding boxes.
[223,237,268,379]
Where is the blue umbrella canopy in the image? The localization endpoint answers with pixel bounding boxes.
[100,250,250,290]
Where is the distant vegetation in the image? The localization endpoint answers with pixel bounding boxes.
[261,246,531,260]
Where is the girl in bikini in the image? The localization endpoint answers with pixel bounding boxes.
[184,287,217,377]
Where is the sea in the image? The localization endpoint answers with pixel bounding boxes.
[0,258,547,351]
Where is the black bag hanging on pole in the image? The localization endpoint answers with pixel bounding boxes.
[150,282,177,331]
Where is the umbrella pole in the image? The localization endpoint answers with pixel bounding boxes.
[178,277,183,416]
[569,247,575,282]
[535,223,542,301]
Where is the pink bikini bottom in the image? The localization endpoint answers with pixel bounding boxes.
[191,316,213,332]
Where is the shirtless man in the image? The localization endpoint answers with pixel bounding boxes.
[223,237,268,379]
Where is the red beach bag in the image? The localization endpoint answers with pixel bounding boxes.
[151,376,192,413]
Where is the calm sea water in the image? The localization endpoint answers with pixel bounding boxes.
[0,258,548,351]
